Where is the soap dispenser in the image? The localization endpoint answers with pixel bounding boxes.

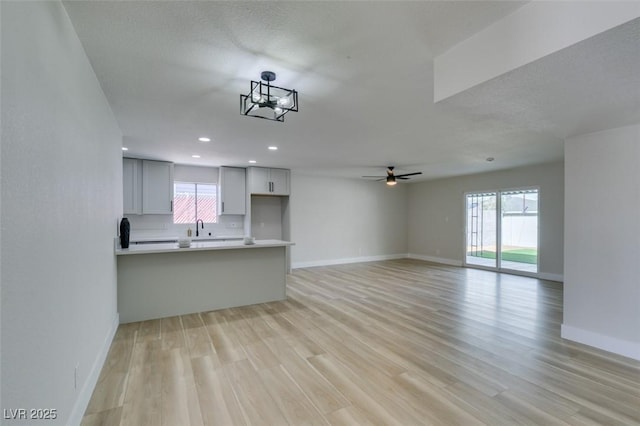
[187,227,192,237]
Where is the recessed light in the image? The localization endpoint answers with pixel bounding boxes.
[268,146,278,151]
[122,147,129,151]
[192,154,201,158]
[198,137,211,142]
[486,157,495,162]
[248,160,257,164]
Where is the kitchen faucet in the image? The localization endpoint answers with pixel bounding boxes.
[196,219,204,237]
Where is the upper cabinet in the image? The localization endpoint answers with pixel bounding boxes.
[247,167,290,196]
[123,158,142,215]
[123,158,174,215]
[218,166,246,215]
[142,160,174,214]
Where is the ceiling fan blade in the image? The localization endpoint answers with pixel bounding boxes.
[397,177,411,180]
[395,172,422,178]
[362,175,386,178]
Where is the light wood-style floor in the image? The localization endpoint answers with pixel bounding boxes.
[82,259,640,425]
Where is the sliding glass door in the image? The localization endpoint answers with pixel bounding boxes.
[466,192,498,268]
[465,189,539,273]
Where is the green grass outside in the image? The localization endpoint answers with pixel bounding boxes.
[468,248,538,264]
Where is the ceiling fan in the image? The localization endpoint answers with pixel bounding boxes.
[362,166,422,186]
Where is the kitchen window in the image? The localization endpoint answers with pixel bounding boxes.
[173,182,217,224]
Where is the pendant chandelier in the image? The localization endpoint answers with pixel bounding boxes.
[240,71,298,122]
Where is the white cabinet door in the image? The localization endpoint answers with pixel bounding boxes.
[247,167,290,195]
[269,168,290,196]
[247,167,271,194]
[142,160,174,214]
[218,166,246,215]
[123,158,142,214]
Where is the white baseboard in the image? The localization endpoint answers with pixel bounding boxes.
[67,312,119,426]
[407,253,463,267]
[407,254,563,282]
[561,324,640,361]
[537,272,564,282]
[498,269,564,282]
[292,253,408,269]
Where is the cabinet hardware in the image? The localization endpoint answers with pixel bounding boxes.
[222,201,225,213]
[170,200,173,212]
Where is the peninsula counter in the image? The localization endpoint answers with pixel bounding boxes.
[116,239,294,323]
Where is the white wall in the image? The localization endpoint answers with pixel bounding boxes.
[251,196,284,240]
[174,163,218,183]
[0,2,3,414]
[407,161,564,280]
[562,124,640,360]
[1,2,122,424]
[290,173,408,268]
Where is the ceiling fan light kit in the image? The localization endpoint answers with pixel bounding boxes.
[363,166,422,186]
[240,71,298,122]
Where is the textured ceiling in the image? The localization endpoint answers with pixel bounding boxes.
[63,1,638,182]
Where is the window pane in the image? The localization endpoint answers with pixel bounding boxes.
[466,192,497,268]
[501,190,538,214]
[173,182,218,224]
[174,183,196,224]
[500,189,538,272]
[197,184,217,223]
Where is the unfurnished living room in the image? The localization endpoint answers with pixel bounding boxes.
[1,1,639,425]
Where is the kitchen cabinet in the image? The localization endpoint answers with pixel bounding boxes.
[124,158,172,215]
[123,158,142,214]
[247,167,290,195]
[141,160,174,214]
[218,166,246,215]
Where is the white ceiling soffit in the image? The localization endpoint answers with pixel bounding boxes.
[435,1,640,101]
[438,17,640,143]
[62,1,638,182]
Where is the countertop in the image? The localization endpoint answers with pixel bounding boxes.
[116,239,294,256]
